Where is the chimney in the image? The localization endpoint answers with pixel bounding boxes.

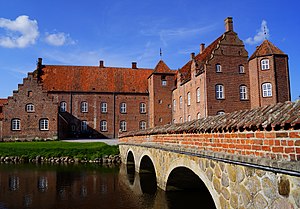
[200,43,205,54]
[99,60,104,68]
[37,58,42,67]
[36,58,43,82]
[224,17,233,32]
[132,62,137,69]
[190,52,195,60]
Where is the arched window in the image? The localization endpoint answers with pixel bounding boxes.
[180,117,183,123]
[239,65,245,73]
[188,115,191,121]
[240,85,248,100]
[261,59,269,70]
[217,111,225,115]
[60,102,67,112]
[140,103,146,113]
[11,119,21,131]
[120,102,126,113]
[100,120,107,131]
[39,118,49,131]
[197,112,201,119]
[215,84,224,99]
[26,103,35,112]
[81,120,88,131]
[187,92,191,106]
[196,88,200,103]
[173,99,176,112]
[120,121,127,132]
[140,121,146,130]
[262,83,272,97]
[101,102,107,113]
[81,102,88,113]
[216,64,222,72]
[179,96,183,109]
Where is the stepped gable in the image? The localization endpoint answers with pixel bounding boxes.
[249,40,286,60]
[39,65,153,93]
[120,100,300,137]
[179,35,223,83]
[0,99,8,119]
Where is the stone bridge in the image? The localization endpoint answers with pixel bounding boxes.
[119,101,300,209]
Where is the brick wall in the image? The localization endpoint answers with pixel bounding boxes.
[274,56,290,102]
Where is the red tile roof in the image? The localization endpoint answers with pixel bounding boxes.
[152,60,173,74]
[120,100,300,137]
[179,35,223,83]
[249,40,286,60]
[39,65,153,93]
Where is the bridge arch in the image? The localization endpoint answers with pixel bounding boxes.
[164,158,220,208]
[139,154,157,194]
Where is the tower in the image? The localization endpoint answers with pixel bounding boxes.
[249,40,290,108]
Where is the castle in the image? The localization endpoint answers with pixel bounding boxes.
[0,17,291,141]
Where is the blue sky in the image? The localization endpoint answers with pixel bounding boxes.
[0,0,299,100]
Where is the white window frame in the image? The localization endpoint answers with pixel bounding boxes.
[217,111,225,115]
[216,64,222,72]
[180,117,183,123]
[262,83,272,97]
[196,88,200,103]
[188,115,191,121]
[120,102,127,113]
[261,59,270,70]
[81,102,88,113]
[120,120,127,132]
[39,119,49,131]
[173,99,176,111]
[187,92,191,106]
[60,102,67,112]
[197,113,201,119]
[140,103,146,113]
[240,85,248,100]
[100,120,107,132]
[81,120,88,131]
[216,84,224,99]
[162,80,167,86]
[179,96,183,109]
[239,65,245,73]
[12,119,21,131]
[26,104,35,112]
[140,121,146,130]
[101,102,107,113]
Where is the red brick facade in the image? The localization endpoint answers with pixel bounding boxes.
[0,17,291,140]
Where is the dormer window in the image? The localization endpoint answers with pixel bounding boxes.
[216,64,222,73]
[26,104,35,112]
[261,59,269,70]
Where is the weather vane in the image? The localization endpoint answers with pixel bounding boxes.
[264,26,268,40]
[160,48,162,60]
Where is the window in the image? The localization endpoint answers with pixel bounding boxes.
[100,120,107,132]
[27,91,32,97]
[215,84,224,99]
[161,75,167,86]
[11,119,21,131]
[239,65,245,73]
[180,117,183,123]
[261,59,269,70]
[240,85,248,100]
[140,121,146,130]
[217,111,225,115]
[173,119,176,124]
[216,64,222,72]
[120,102,126,113]
[179,96,183,109]
[101,102,107,113]
[60,102,67,112]
[187,92,191,106]
[159,118,163,122]
[81,120,88,131]
[262,83,272,97]
[120,121,126,132]
[140,103,146,113]
[196,88,200,103]
[81,102,88,113]
[39,119,49,131]
[173,99,176,111]
[188,115,191,121]
[26,103,34,112]
[197,113,201,119]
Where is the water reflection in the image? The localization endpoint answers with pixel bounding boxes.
[0,163,215,209]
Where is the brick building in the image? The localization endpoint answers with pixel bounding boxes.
[0,17,291,141]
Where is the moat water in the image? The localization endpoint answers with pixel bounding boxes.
[0,163,216,209]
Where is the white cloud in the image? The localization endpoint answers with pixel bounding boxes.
[45,32,76,46]
[245,20,270,45]
[0,15,39,48]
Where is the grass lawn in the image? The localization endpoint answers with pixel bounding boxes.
[0,141,119,160]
